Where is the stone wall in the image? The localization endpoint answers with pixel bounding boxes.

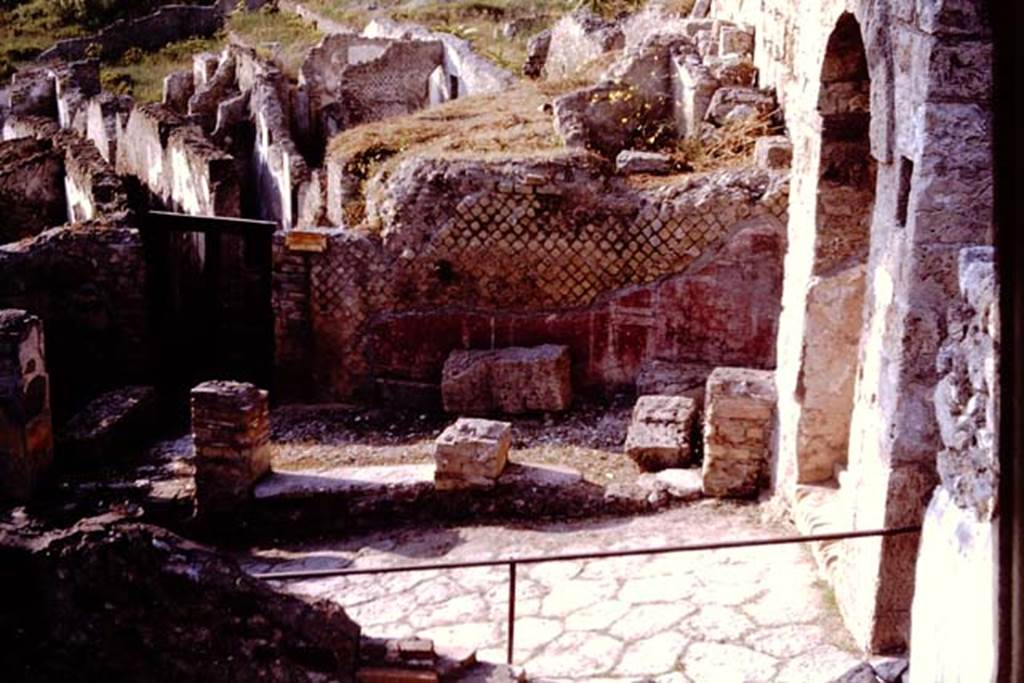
[116,103,241,217]
[0,224,149,420]
[275,153,788,403]
[37,4,224,63]
[908,246,998,681]
[544,10,624,79]
[3,115,132,226]
[0,138,66,243]
[363,18,517,98]
[758,0,993,654]
[299,33,444,149]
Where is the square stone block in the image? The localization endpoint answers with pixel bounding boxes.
[702,367,775,498]
[434,418,512,490]
[624,395,698,471]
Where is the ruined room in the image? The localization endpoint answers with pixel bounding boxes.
[0,0,1018,680]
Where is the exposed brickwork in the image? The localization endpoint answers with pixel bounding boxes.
[701,367,775,498]
[191,380,271,519]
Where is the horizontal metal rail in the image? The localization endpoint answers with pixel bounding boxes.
[252,525,921,667]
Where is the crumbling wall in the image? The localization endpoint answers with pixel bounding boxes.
[544,10,625,79]
[363,18,516,98]
[762,0,993,654]
[0,138,66,243]
[299,32,443,148]
[276,153,788,403]
[117,103,241,217]
[0,224,149,420]
[908,246,997,682]
[2,114,131,225]
[37,4,224,63]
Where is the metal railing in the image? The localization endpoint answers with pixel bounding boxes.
[253,525,922,666]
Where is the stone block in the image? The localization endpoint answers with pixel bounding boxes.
[636,361,711,402]
[162,70,194,116]
[615,150,675,175]
[0,310,53,502]
[442,345,572,415]
[704,87,777,125]
[701,367,775,498]
[755,135,792,169]
[718,26,754,57]
[58,385,158,465]
[434,418,511,490]
[624,395,698,471]
[705,54,757,87]
[191,380,271,518]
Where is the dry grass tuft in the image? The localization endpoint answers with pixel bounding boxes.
[673,110,782,172]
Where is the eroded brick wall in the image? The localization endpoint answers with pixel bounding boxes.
[0,225,149,420]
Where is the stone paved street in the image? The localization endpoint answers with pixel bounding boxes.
[241,501,866,681]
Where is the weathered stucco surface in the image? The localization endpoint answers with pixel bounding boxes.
[710,0,993,654]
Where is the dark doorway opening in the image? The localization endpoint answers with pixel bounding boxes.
[140,211,275,425]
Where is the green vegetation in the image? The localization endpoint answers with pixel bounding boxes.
[0,0,205,80]
[98,7,322,102]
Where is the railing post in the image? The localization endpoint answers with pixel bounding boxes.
[507,561,517,666]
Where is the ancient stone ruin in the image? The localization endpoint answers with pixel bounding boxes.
[0,0,1004,679]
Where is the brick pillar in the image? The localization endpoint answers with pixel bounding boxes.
[190,380,271,520]
[0,310,53,502]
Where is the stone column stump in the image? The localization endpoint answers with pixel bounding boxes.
[434,418,512,490]
[0,310,53,502]
[701,367,776,498]
[191,380,271,519]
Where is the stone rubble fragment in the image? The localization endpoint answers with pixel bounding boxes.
[624,395,698,471]
[434,418,512,490]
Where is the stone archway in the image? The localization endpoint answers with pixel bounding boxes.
[794,11,875,488]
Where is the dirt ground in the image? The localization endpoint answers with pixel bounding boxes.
[269,397,652,486]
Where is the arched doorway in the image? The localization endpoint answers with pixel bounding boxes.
[794,12,876,486]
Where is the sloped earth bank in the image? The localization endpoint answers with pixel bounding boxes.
[240,503,890,682]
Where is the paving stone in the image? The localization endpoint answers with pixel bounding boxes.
[680,642,777,683]
[616,632,690,676]
[564,600,631,631]
[513,617,564,651]
[746,623,829,658]
[528,632,624,678]
[775,645,865,683]
[609,603,692,641]
[680,605,756,642]
[619,575,697,604]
